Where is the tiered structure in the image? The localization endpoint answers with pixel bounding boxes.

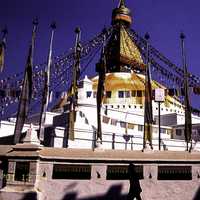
[0,0,199,150]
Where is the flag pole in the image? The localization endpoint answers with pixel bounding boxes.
[13,19,38,144]
[96,30,107,147]
[68,27,82,141]
[39,22,56,142]
[143,32,153,151]
[180,33,192,151]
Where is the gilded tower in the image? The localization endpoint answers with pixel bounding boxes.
[106,0,145,73]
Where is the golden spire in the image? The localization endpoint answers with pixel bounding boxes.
[107,1,144,72]
[118,0,125,8]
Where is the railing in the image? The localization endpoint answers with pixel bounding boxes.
[66,127,199,151]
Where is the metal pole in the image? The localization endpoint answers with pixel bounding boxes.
[158,102,161,150]
[180,33,188,151]
[143,32,151,151]
[180,32,192,152]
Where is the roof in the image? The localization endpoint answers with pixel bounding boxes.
[39,148,200,163]
[5,144,41,158]
[92,72,144,90]
[0,145,12,156]
[173,123,200,128]
[92,72,182,107]
[92,72,165,91]
[0,145,199,163]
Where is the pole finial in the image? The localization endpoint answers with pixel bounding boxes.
[50,22,56,29]
[145,32,150,40]
[119,0,125,7]
[33,18,39,26]
[102,27,108,35]
[2,26,8,35]
[75,27,81,34]
[180,32,185,40]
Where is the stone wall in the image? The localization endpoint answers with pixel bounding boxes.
[35,163,200,200]
[0,147,200,200]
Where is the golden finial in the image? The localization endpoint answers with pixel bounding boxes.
[118,0,125,8]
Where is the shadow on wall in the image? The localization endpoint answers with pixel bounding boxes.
[62,184,127,200]
[193,186,200,200]
[20,191,37,200]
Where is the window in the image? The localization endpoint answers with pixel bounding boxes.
[118,91,124,98]
[125,91,130,98]
[167,129,172,135]
[198,129,200,136]
[176,129,182,136]
[111,119,118,126]
[132,90,136,97]
[120,121,126,128]
[152,90,155,99]
[86,91,92,98]
[106,91,112,98]
[158,166,192,180]
[137,90,142,97]
[138,125,144,132]
[93,92,97,98]
[103,116,110,124]
[161,128,166,134]
[106,165,143,180]
[153,127,158,133]
[52,164,91,179]
[128,123,135,129]
[15,162,30,182]
[78,82,83,88]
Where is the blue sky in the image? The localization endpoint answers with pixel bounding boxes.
[0,0,200,107]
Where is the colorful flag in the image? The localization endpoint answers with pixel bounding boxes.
[184,83,192,147]
[111,118,118,126]
[102,116,110,124]
[0,28,7,72]
[193,86,200,95]
[143,33,153,149]
[14,21,37,144]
